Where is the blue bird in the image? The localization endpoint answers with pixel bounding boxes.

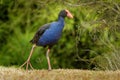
[21,9,73,70]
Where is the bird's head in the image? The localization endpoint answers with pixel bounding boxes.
[58,9,73,19]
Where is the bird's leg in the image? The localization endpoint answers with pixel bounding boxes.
[26,44,36,70]
[46,48,52,71]
[20,44,36,70]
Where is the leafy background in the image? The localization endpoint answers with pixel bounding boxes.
[0,0,120,70]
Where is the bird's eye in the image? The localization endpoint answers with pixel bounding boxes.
[65,12,68,16]
[65,11,68,14]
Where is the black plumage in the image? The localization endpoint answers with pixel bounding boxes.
[30,23,50,44]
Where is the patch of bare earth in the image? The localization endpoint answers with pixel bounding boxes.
[0,67,120,80]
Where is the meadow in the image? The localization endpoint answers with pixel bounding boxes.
[0,67,120,80]
[0,1,120,80]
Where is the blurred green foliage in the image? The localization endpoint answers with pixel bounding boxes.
[0,0,120,70]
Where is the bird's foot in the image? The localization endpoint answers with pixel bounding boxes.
[20,60,34,70]
[48,69,52,71]
[48,67,52,71]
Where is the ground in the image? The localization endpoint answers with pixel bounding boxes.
[0,67,120,80]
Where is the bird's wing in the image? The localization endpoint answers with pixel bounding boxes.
[30,23,51,44]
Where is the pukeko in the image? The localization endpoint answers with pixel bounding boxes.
[20,9,73,70]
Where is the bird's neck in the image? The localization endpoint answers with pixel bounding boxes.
[58,17,65,25]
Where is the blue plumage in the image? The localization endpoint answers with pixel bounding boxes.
[30,9,74,49]
[21,9,73,70]
[37,17,65,47]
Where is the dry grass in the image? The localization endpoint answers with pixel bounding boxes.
[0,67,120,80]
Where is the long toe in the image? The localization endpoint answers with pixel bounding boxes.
[29,62,34,70]
[20,61,27,68]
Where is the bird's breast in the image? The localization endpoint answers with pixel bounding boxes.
[37,23,64,46]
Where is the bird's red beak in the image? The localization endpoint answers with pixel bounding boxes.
[65,10,73,18]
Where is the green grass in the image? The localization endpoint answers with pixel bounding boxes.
[0,67,120,80]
